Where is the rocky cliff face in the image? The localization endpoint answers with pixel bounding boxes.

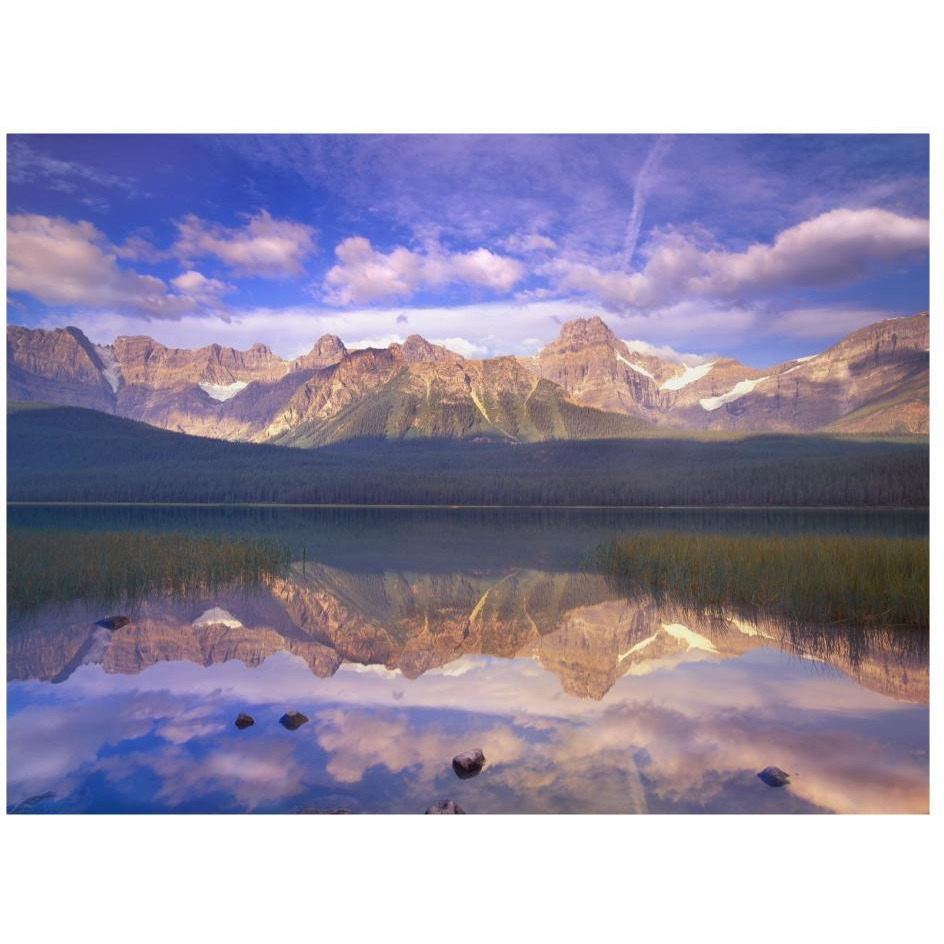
[531,313,928,433]
[8,325,117,412]
[6,312,929,441]
[681,313,930,432]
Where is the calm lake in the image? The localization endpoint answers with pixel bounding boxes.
[6,505,929,814]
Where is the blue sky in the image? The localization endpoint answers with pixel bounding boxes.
[7,134,929,366]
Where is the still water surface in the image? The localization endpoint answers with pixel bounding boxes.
[7,506,929,814]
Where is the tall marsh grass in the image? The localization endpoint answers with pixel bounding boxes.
[7,530,291,614]
[594,532,928,630]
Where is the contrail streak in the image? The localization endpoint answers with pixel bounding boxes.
[621,135,674,271]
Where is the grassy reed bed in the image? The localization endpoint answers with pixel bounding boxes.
[594,532,928,629]
[7,530,291,614]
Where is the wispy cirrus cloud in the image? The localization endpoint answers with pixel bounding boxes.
[621,134,674,269]
[8,139,145,210]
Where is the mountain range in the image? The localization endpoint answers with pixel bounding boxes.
[8,565,927,705]
[7,312,929,444]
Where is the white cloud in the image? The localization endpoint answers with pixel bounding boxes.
[170,270,235,307]
[622,339,714,365]
[113,234,170,264]
[173,209,317,278]
[345,333,406,350]
[500,232,557,253]
[544,208,929,311]
[323,236,525,305]
[31,293,909,367]
[345,332,490,359]
[35,299,604,359]
[428,336,488,358]
[7,213,198,318]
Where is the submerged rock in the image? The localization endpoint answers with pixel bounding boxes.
[426,800,467,814]
[452,748,486,779]
[234,712,255,730]
[279,711,310,731]
[757,766,791,788]
[96,615,130,631]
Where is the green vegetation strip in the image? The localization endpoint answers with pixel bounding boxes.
[7,406,928,507]
[594,532,928,629]
[8,530,291,613]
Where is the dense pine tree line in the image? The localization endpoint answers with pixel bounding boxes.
[7,406,929,507]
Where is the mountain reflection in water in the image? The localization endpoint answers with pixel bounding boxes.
[6,507,929,815]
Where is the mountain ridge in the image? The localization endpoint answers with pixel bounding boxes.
[7,312,929,443]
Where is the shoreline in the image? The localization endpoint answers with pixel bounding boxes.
[6,501,929,512]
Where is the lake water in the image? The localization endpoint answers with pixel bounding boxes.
[6,506,929,814]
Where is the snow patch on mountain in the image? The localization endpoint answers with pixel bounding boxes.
[199,380,248,401]
[661,362,715,391]
[95,345,122,392]
[193,607,244,629]
[617,632,659,663]
[781,354,818,376]
[615,351,655,379]
[700,377,768,411]
[662,623,718,652]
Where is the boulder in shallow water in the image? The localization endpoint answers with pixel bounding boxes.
[757,766,791,788]
[279,711,310,731]
[452,748,486,779]
[426,800,466,814]
[96,615,130,631]
[234,713,255,730]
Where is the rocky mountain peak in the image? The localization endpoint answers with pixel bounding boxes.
[292,334,348,370]
[398,335,456,363]
[313,334,346,357]
[557,316,618,346]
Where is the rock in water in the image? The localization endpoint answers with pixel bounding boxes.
[757,766,791,788]
[452,748,486,779]
[279,711,310,731]
[96,615,130,630]
[426,800,466,814]
[234,713,255,730]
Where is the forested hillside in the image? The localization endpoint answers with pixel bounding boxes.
[7,404,928,507]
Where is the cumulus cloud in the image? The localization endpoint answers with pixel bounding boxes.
[7,213,201,318]
[173,209,317,278]
[170,270,235,307]
[323,236,525,305]
[113,234,170,264]
[546,208,929,311]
